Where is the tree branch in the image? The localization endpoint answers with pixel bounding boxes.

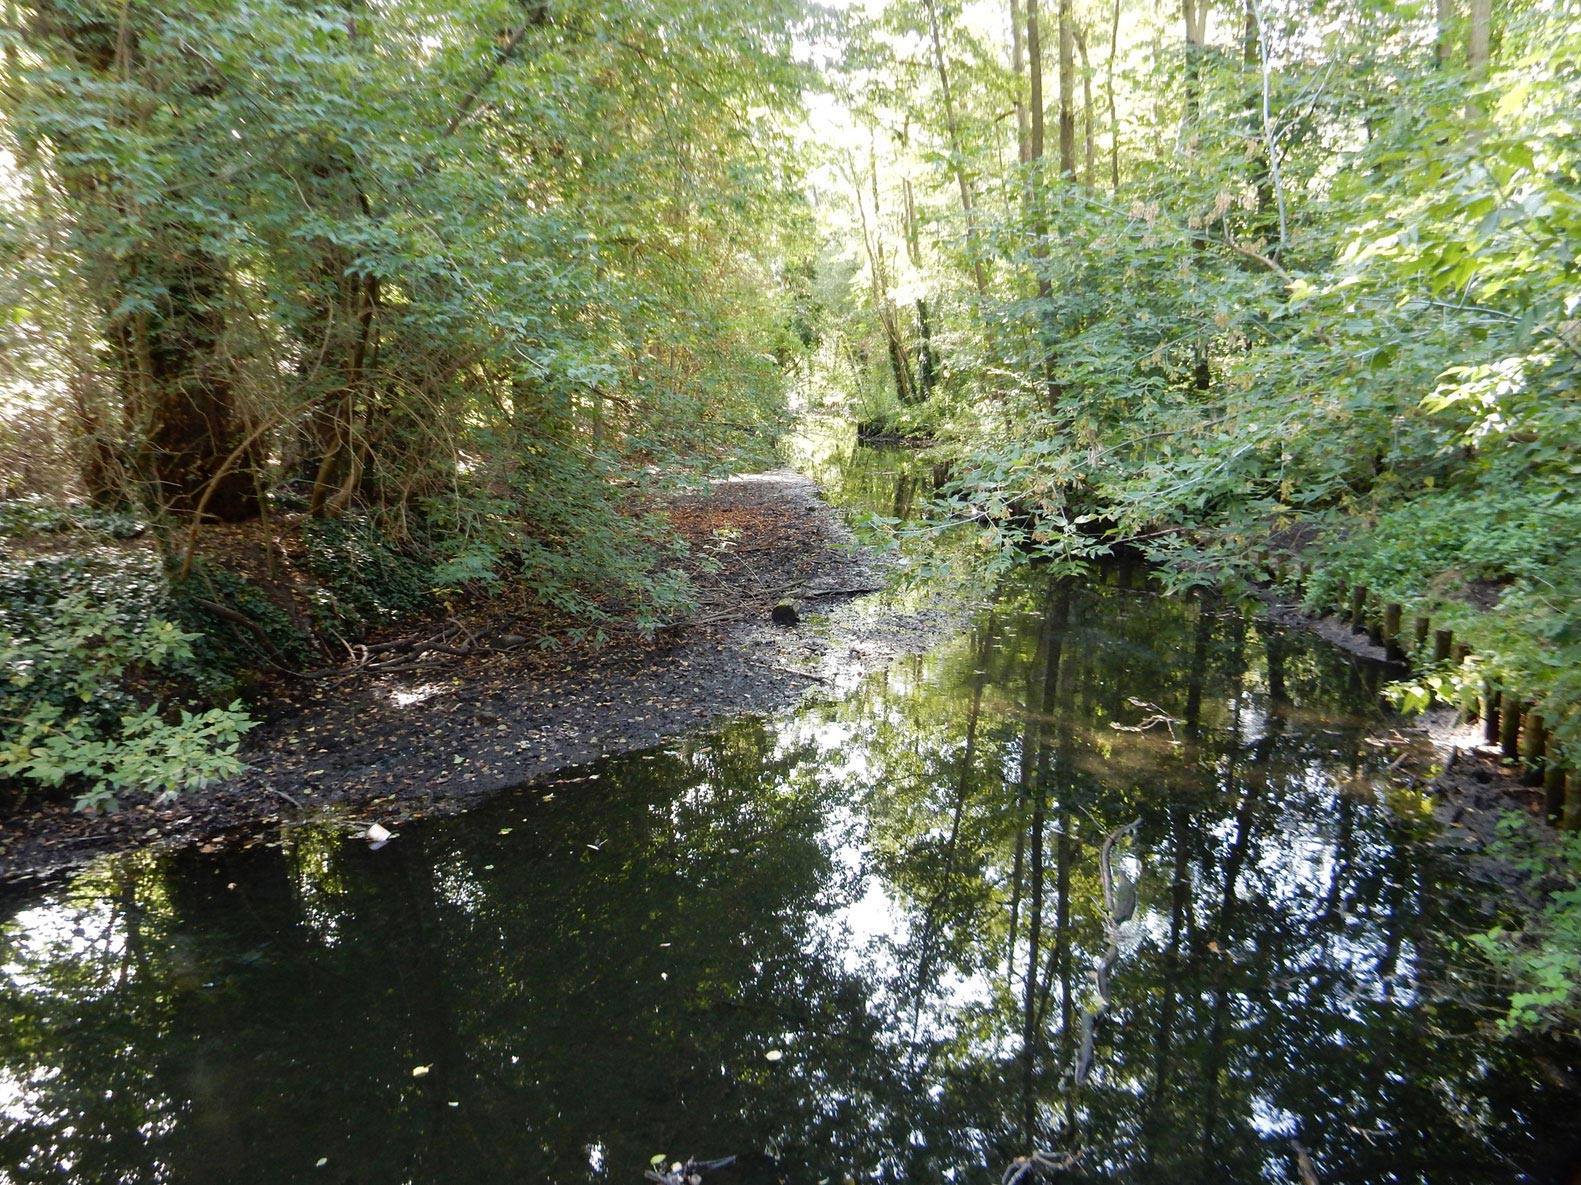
[443,4,549,138]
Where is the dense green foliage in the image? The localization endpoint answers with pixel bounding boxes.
[4,0,1579,1035]
[4,0,811,531]
[0,0,815,807]
[0,550,253,812]
[807,0,1581,1027]
[1469,815,1581,1031]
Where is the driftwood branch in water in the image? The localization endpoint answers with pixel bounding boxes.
[1292,1140,1321,1185]
[1071,818,1142,1088]
[1000,1150,1080,1185]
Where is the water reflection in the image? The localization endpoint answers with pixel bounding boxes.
[2,455,1575,1184]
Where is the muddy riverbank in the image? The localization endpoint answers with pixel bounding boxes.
[0,471,950,883]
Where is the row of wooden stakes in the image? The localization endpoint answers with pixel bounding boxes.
[1275,558,1581,832]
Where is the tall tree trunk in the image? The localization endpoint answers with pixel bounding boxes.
[1073,23,1096,187]
[1058,0,1076,178]
[923,0,990,299]
[1465,0,1491,125]
[1012,0,1031,166]
[902,180,939,400]
[1436,0,1455,66]
[1026,0,1062,412]
[1240,0,1272,221]
[1466,0,1490,72]
[1028,0,1046,166]
[1108,0,1121,190]
[1182,0,1208,129]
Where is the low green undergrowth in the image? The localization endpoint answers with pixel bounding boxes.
[1466,816,1581,1035]
[301,515,435,641]
[0,474,712,814]
[0,513,439,814]
[0,551,254,813]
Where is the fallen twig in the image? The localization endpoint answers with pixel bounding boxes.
[762,664,829,683]
[191,597,292,665]
[799,583,888,598]
[1292,1140,1321,1185]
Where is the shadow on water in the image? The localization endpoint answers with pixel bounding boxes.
[3,435,1578,1184]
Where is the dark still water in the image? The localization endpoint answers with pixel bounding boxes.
[2,440,1576,1185]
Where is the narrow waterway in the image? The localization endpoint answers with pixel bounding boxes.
[1,430,1573,1184]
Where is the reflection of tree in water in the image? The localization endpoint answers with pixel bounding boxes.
[1,722,917,1184]
[827,572,1574,1184]
[1,572,1576,1185]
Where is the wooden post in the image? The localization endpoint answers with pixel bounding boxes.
[1564,771,1581,832]
[1482,684,1500,745]
[1454,647,1478,720]
[1522,711,1546,786]
[1433,629,1453,665]
[1383,602,1404,662]
[1349,585,1367,631]
[1543,736,1566,820]
[1413,615,1430,654]
[1501,699,1524,761]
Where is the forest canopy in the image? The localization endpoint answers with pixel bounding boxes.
[3,0,1580,830]
[808,0,1580,757]
[2,0,811,535]
[3,0,1581,1032]
[0,0,817,806]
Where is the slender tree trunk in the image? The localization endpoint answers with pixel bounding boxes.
[1466,0,1490,72]
[1028,0,1046,166]
[1026,0,1062,411]
[1073,24,1096,187]
[1058,0,1076,179]
[1182,0,1208,128]
[923,0,990,298]
[1240,1,1273,220]
[1465,0,1491,124]
[1012,0,1031,166]
[902,179,939,399]
[1436,0,1455,66]
[1108,0,1121,190]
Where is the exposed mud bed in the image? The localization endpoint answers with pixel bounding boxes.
[1,472,950,883]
